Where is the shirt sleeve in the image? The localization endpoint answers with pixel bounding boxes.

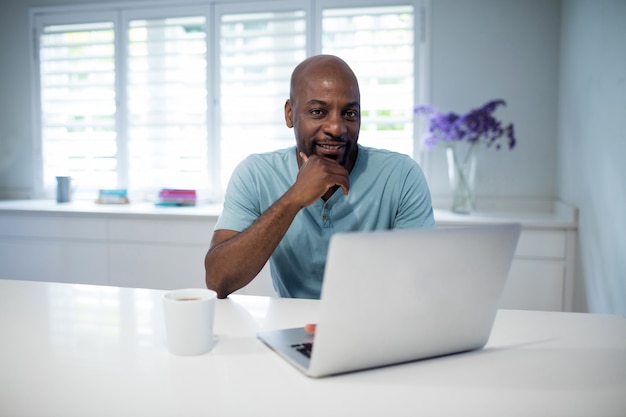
[394,157,436,229]
[214,156,262,232]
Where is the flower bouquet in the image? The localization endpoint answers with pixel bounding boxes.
[414,99,516,213]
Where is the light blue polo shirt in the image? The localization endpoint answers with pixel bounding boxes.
[215,145,435,299]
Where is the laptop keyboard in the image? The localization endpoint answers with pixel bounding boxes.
[290,342,313,358]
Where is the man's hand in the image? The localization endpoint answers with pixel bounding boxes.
[304,323,317,335]
[289,152,350,207]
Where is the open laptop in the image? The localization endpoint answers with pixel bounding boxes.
[257,223,521,378]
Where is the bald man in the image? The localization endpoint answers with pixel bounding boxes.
[205,55,435,299]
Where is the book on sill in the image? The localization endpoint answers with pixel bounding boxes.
[96,189,129,205]
[156,189,197,206]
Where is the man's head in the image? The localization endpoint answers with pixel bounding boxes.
[285,55,361,170]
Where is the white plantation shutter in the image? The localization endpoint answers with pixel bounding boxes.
[321,5,415,156]
[126,15,208,192]
[218,9,307,189]
[39,21,118,190]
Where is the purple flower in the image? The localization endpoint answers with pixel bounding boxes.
[415,100,516,150]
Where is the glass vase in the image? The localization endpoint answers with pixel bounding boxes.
[446,143,478,214]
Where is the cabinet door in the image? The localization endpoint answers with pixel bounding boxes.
[516,229,566,258]
[499,259,565,311]
[108,243,207,290]
[107,218,214,290]
[0,240,109,285]
[108,218,213,245]
[0,215,108,240]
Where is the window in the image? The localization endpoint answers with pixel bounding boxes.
[321,5,415,156]
[38,20,117,191]
[31,1,425,201]
[217,8,307,189]
[126,15,208,193]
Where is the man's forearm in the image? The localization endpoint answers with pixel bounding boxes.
[204,192,304,298]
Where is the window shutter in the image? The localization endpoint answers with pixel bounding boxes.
[126,15,208,193]
[39,21,117,190]
[321,5,415,156]
[218,10,307,188]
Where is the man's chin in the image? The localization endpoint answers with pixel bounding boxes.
[320,153,346,166]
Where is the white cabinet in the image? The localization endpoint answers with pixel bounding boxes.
[0,214,109,285]
[107,218,214,290]
[0,200,577,311]
[499,228,576,311]
[504,258,564,310]
[0,202,218,291]
[0,201,274,296]
[0,239,109,286]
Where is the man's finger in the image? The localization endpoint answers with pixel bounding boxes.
[304,323,317,334]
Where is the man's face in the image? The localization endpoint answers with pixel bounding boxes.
[285,63,361,169]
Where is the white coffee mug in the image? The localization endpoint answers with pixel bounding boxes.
[163,288,217,356]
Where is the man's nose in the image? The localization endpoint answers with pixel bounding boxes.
[323,112,347,137]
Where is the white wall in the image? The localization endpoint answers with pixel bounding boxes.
[0,0,36,196]
[558,0,626,315]
[427,0,560,200]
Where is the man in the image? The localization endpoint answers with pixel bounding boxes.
[205,54,435,299]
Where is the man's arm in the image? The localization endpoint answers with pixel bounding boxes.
[205,153,349,298]
[205,192,303,298]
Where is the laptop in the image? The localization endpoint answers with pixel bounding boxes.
[257,223,521,378]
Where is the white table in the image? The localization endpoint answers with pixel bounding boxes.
[0,279,624,417]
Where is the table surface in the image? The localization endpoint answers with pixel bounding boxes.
[1,279,624,417]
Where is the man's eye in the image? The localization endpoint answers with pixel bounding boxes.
[345,110,359,120]
[310,109,325,117]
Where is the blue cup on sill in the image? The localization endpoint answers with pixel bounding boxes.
[56,176,71,203]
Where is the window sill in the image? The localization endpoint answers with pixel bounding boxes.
[433,198,578,230]
[0,198,577,230]
[0,199,223,220]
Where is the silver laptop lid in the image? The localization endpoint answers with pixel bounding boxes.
[307,223,521,377]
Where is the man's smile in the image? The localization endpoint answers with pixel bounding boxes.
[316,142,345,156]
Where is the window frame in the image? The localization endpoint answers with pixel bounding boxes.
[30,0,428,201]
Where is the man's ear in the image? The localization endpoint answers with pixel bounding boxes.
[284,99,294,128]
